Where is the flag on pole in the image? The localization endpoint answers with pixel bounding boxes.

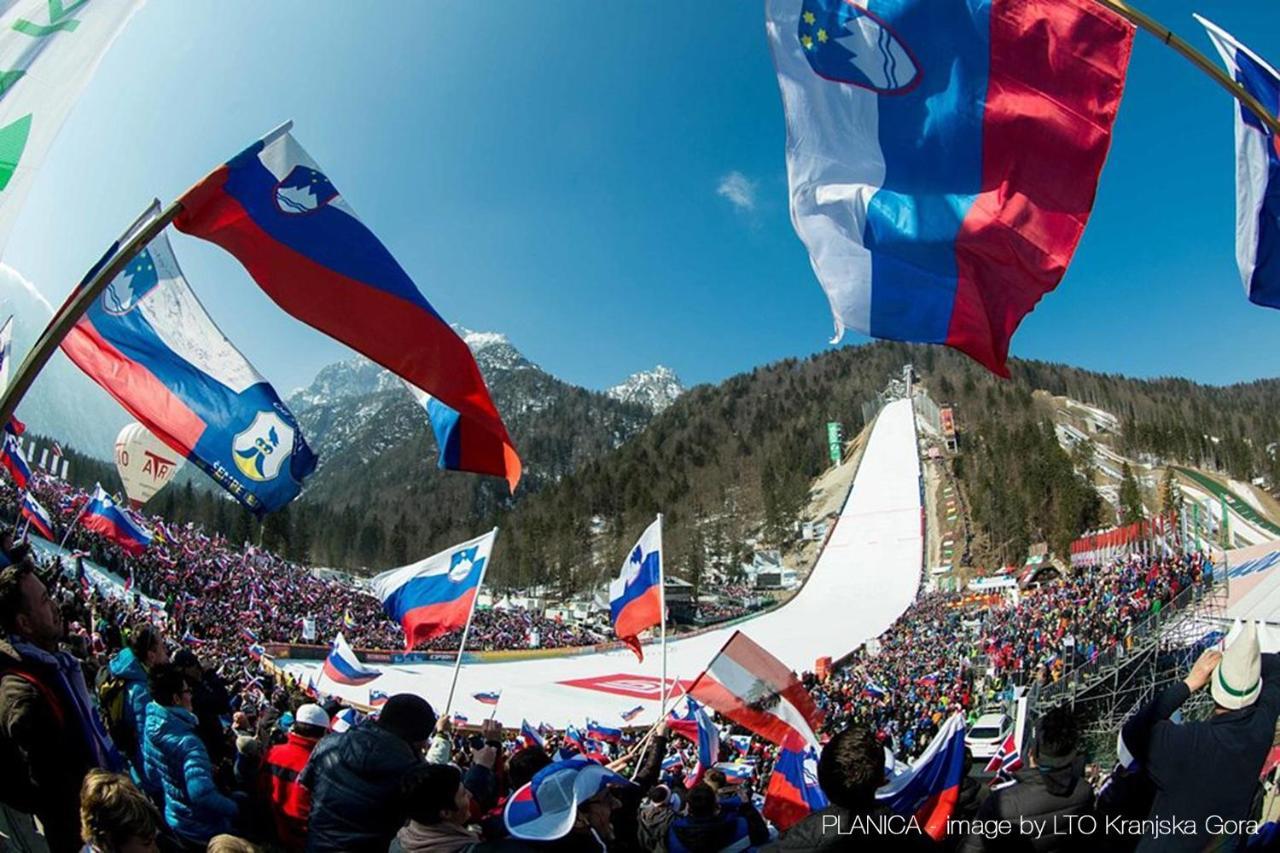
[688,631,823,747]
[372,529,496,650]
[19,492,52,539]
[984,732,1023,785]
[520,719,546,750]
[369,689,389,709]
[765,0,1134,376]
[472,691,501,706]
[764,733,829,832]
[1197,16,1280,310]
[667,697,721,786]
[0,1,144,259]
[585,720,622,745]
[0,315,11,390]
[609,517,663,661]
[61,204,317,515]
[876,714,968,840]
[81,485,151,555]
[450,712,469,727]
[321,632,381,687]
[620,705,644,723]
[173,124,521,490]
[0,430,30,488]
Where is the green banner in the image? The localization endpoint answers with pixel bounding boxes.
[826,421,842,466]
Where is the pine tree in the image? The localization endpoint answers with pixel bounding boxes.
[1119,463,1145,524]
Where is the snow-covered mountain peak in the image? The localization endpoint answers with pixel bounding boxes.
[607,365,685,413]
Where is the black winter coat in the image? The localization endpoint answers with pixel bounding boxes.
[299,722,424,853]
[956,764,1094,853]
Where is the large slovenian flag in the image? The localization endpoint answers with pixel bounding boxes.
[61,204,317,515]
[609,517,663,661]
[764,733,830,832]
[81,485,151,556]
[372,529,496,650]
[1197,17,1280,310]
[0,429,30,488]
[766,0,1134,376]
[20,492,53,540]
[876,713,968,841]
[321,632,381,687]
[689,631,823,748]
[173,124,520,490]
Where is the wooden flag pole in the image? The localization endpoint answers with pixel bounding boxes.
[443,527,497,716]
[0,200,182,430]
[1092,0,1280,135]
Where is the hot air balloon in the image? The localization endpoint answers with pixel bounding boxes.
[114,422,184,507]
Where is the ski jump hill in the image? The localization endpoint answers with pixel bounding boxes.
[275,397,926,728]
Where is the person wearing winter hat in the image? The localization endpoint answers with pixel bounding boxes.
[262,703,329,853]
[300,693,435,853]
[1121,622,1280,852]
[473,757,635,851]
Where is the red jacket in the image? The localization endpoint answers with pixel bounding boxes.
[262,731,321,852]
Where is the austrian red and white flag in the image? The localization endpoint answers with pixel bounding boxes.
[688,631,823,748]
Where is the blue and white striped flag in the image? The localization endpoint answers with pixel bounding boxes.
[1197,16,1280,309]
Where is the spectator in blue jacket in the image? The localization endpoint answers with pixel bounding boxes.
[142,663,237,848]
[107,623,167,794]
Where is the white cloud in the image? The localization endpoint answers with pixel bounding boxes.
[0,263,53,315]
[716,171,757,212]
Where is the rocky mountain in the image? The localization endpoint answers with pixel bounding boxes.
[607,365,685,413]
[278,327,657,567]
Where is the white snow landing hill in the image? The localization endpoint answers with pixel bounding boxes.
[277,397,925,728]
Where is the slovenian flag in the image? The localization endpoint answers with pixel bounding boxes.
[1,430,30,488]
[764,733,829,832]
[876,713,968,840]
[609,517,663,662]
[372,529,496,651]
[61,204,317,515]
[369,689,389,709]
[864,682,889,700]
[766,0,1133,376]
[472,690,501,706]
[20,493,54,540]
[1197,16,1280,310]
[586,720,622,745]
[174,123,521,491]
[520,719,546,750]
[321,632,381,687]
[451,712,469,727]
[81,485,152,556]
[713,762,755,785]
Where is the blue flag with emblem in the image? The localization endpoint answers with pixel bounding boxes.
[61,204,317,515]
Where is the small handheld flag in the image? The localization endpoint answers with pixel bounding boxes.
[586,720,622,745]
[321,632,381,687]
[520,719,546,750]
[472,691,501,706]
[620,705,644,723]
[764,734,829,832]
[81,485,152,555]
[20,493,54,540]
[1,430,30,488]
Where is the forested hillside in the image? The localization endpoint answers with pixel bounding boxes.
[106,341,1280,588]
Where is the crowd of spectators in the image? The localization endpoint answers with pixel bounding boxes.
[2,463,1273,852]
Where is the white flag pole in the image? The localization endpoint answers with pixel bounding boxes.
[444,527,497,716]
[658,513,669,718]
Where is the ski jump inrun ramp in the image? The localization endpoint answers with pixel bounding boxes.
[278,397,925,728]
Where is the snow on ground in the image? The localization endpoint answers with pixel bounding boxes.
[278,397,926,728]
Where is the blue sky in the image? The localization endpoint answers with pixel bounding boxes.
[5,0,1280,395]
